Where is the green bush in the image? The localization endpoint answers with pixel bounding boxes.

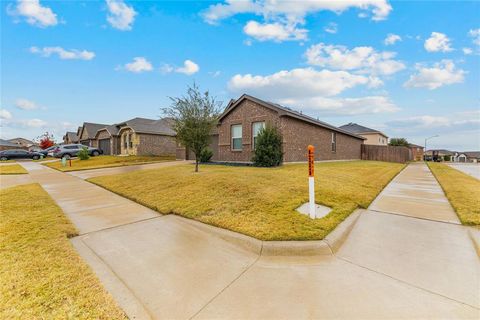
[443,155,451,161]
[78,147,90,160]
[199,147,213,162]
[252,125,283,167]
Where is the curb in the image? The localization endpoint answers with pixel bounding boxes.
[180,209,364,257]
[468,227,480,258]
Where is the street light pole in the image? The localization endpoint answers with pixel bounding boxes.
[424,135,439,161]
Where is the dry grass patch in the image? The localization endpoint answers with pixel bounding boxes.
[0,164,27,175]
[89,161,404,240]
[428,162,480,226]
[44,155,175,172]
[0,184,126,319]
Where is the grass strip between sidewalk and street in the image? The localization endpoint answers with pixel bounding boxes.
[428,162,480,226]
[0,184,126,319]
[44,155,175,172]
[0,164,27,175]
[89,161,404,241]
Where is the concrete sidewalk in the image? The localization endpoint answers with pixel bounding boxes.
[18,162,480,319]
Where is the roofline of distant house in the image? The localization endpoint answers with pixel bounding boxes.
[219,94,365,140]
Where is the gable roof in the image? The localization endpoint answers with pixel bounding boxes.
[64,131,79,142]
[0,139,20,147]
[219,94,365,140]
[408,143,424,149]
[464,151,480,158]
[339,123,388,138]
[80,122,109,140]
[116,117,175,136]
[8,137,36,146]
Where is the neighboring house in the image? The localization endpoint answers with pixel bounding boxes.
[93,117,176,156]
[454,151,480,163]
[408,143,424,161]
[7,137,38,151]
[63,131,79,144]
[338,123,388,146]
[78,122,109,147]
[425,149,455,161]
[200,94,364,163]
[0,139,26,151]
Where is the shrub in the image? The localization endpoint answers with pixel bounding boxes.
[78,147,90,160]
[199,147,213,163]
[389,138,409,147]
[444,155,451,161]
[252,125,283,167]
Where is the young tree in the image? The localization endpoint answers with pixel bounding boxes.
[36,132,55,149]
[252,125,283,167]
[164,84,221,172]
[389,137,409,147]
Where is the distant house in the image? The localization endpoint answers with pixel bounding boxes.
[78,122,109,147]
[453,151,480,163]
[63,131,79,144]
[7,137,38,151]
[425,149,455,161]
[408,143,424,161]
[0,139,26,151]
[186,94,364,163]
[338,123,388,146]
[93,117,176,157]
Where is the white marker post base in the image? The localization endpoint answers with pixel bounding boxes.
[309,176,315,219]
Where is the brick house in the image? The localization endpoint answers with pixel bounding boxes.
[339,123,388,146]
[63,131,79,144]
[78,122,109,147]
[7,137,38,151]
[408,143,424,161]
[92,117,177,157]
[0,139,27,151]
[205,94,364,163]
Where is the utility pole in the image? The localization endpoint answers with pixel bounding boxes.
[424,135,439,161]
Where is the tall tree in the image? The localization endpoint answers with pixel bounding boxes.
[164,84,221,172]
[36,132,55,149]
[389,137,409,147]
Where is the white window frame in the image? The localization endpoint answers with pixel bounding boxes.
[331,132,337,152]
[231,124,243,151]
[252,121,265,150]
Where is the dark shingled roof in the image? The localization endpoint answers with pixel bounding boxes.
[219,94,364,140]
[65,132,79,142]
[95,117,175,137]
[81,122,109,139]
[338,123,385,135]
[464,151,480,158]
[0,139,19,147]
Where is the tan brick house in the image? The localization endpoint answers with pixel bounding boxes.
[339,123,388,146]
[208,94,364,163]
[63,131,79,144]
[78,122,109,147]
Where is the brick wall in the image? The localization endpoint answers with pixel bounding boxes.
[217,99,363,162]
[137,133,176,156]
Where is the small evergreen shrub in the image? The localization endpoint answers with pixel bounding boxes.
[252,125,283,167]
[78,147,90,160]
[199,147,213,162]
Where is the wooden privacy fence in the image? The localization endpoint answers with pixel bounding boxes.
[361,145,412,163]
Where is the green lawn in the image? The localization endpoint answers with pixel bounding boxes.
[44,155,176,172]
[428,162,480,226]
[0,164,27,175]
[0,184,126,319]
[89,161,404,240]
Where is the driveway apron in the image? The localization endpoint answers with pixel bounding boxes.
[18,162,480,319]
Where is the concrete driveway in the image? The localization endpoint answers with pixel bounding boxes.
[448,163,480,180]
[18,162,480,319]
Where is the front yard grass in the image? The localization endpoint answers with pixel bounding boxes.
[0,184,126,319]
[44,155,175,172]
[89,161,404,240]
[0,164,27,175]
[428,162,480,226]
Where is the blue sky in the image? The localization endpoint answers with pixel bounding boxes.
[1,0,479,150]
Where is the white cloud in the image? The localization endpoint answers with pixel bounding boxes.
[424,32,453,52]
[8,0,58,27]
[30,46,95,60]
[22,119,47,128]
[462,48,473,55]
[243,21,307,42]
[121,57,153,73]
[279,96,399,115]
[324,22,338,34]
[384,33,401,45]
[0,109,13,120]
[15,98,38,110]
[228,67,369,98]
[202,0,391,42]
[469,28,480,46]
[106,0,137,31]
[404,60,465,90]
[305,43,405,75]
[175,60,200,75]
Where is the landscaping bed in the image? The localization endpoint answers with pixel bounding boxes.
[44,155,175,172]
[0,184,126,319]
[428,162,480,226]
[0,164,27,175]
[89,161,404,240]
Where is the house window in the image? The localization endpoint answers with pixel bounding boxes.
[231,124,242,150]
[331,132,336,152]
[252,121,265,149]
[123,134,128,148]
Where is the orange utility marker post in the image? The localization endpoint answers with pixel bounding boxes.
[308,145,315,219]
